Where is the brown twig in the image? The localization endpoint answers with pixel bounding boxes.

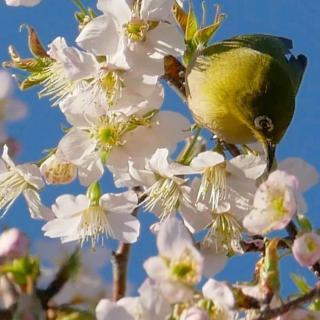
[240,237,291,253]
[111,243,131,301]
[253,283,320,320]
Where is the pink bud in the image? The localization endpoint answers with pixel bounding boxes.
[292,232,320,267]
[0,229,29,260]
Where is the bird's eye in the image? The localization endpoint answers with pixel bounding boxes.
[254,115,274,132]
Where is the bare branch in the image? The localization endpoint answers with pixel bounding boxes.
[253,283,320,320]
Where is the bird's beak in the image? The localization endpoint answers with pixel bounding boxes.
[263,139,276,173]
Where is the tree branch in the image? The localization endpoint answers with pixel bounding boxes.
[112,189,145,301]
[111,242,131,301]
[253,283,320,320]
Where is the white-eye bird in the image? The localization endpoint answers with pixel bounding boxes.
[185,34,307,170]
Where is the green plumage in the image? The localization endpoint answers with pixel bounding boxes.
[186,34,307,146]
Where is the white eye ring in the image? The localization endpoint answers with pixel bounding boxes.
[254,115,274,132]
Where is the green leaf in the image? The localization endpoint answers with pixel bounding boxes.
[193,20,222,47]
[0,257,40,286]
[185,2,198,43]
[297,214,313,232]
[290,273,311,294]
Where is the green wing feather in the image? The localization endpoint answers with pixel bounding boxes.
[195,34,307,94]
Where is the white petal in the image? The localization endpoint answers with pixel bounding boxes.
[147,22,184,57]
[78,154,104,186]
[60,47,100,81]
[76,15,121,56]
[58,128,95,163]
[160,280,193,304]
[23,189,54,220]
[120,111,190,161]
[228,154,267,180]
[17,163,44,189]
[52,194,89,218]
[97,0,132,23]
[202,279,235,309]
[179,197,211,233]
[100,191,138,214]
[96,299,134,320]
[2,144,15,168]
[42,216,81,240]
[47,37,68,60]
[107,212,140,243]
[279,158,319,192]
[140,0,174,20]
[201,246,228,278]
[138,279,171,319]
[157,216,192,256]
[147,148,171,176]
[191,151,225,171]
[143,256,169,281]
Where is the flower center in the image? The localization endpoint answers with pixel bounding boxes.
[144,177,186,220]
[43,161,76,185]
[93,115,127,156]
[169,249,199,285]
[100,71,123,106]
[39,60,75,105]
[198,163,227,209]
[79,205,113,247]
[204,210,242,253]
[124,19,149,42]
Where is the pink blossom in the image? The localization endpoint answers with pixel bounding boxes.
[0,228,29,260]
[292,232,320,266]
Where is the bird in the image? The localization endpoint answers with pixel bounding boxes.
[185,34,307,171]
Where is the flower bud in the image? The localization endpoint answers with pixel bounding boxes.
[0,228,29,260]
[292,232,320,266]
[40,154,77,185]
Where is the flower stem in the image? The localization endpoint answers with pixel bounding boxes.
[179,126,202,165]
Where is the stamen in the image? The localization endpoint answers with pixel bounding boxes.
[79,205,113,248]
[144,178,186,220]
[204,210,242,252]
[198,164,227,209]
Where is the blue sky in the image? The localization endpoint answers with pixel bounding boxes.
[0,0,320,295]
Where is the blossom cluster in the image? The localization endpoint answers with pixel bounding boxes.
[1,0,320,319]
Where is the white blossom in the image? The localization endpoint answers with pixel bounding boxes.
[77,0,184,74]
[144,216,203,303]
[40,37,100,104]
[0,145,52,219]
[243,170,299,235]
[42,190,139,246]
[129,148,193,219]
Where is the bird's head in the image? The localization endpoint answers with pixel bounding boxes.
[237,60,297,172]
